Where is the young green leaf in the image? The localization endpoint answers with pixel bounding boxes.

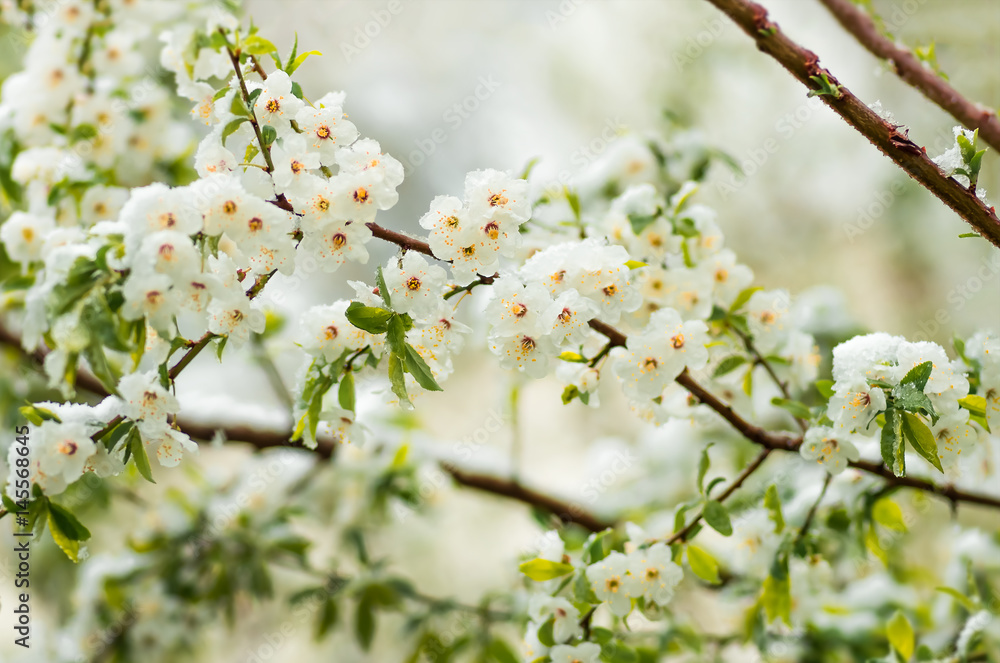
[763,484,785,534]
[338,370,356,412]
[713,355,747,378]
[886,611,915,661]
[702,500,733,536]
[388,353,410,406]
[697,443,714,493]
[900,412,943,473]
[899,360,933,392]
[128,427,155,483]
[518,558,575,581]
[403,344,442,392]
[686,544,721,584]
[375,265,392,308]
[345,302,393,334]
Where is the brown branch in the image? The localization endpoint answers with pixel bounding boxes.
[665,448,773,544]
[700,0,1000,248]
[818,0,1000,153]
[366,222,435,257]
[585,319,1000,511]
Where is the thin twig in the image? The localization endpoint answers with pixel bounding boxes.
[700,0,1000,248]
[817,0,1000,153]
[795,472,832,545]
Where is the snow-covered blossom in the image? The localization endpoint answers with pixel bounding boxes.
[829,379,887,436]
[613,308,708,401]
[0,211,54,264]
[527,596,581,643]
[799,426,860,474]
[118,372,180,436]
[585,551,636,616]
[296,300,380,362]
[382,252,447,320]
[207,293,266,348]
[628,543,684,606]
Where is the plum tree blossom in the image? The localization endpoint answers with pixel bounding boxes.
[0,1,997,662]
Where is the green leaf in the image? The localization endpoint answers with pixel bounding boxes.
[386,314,407,356]
[686,544,720,584]
[763,485,785,534]
[624,259,647,270]
[958,395,987,418]
[486,638,521,663]
[696,444,713,493]
[518,558,575,581]
[561,384,580,405]
[815,379,835,400]
[354,595,376,651]
[536,617,555,647]
[128,427,155,483]
[260,124,277,148]
[761,569,791,625]
[338,370,356,412]
[403,344,442,392]
[886,611,915,661]
[47,501,91,541]
[880,408,905,477]
[243,34,278,56]
[345,302,393,334]
[287,50,321,75]
[771,397,812,420]
[628,214,657,235]
[935,586,976,611]
[222,118,249,146]
[19,404,61,426]
[230,94,249,117]
[313,598,338,641]
[565,187,581,221]
[900,412,943,473]
[83,339,121,396]
[899,360,933,392]
[713,355,747,378]
[872,498,907,533]
[375,266,392,308]
[729,286,762,313]
[47,509,81,562]
[388,353,410,406]
[702,500,732,536]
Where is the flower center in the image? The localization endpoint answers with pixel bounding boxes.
[511,303,527,318]
[406,276,422,291]
[643,357,658,370]
[605,577,620,593]
[671,333,685,349]
[354,187,369,203]
[248,217,263,232]
[645,567,659,581]
[223,200,237,214]
[158,244,175,261]
[57,440,78,455]
[445,215,460,228]
[21,227,34,242]
[461,245,476,256]
[520,336,536,352]
[557,308,573,323]
[331,232,347,249]
[760,310,776,324]
[265,98,280,113]
[324,325,338,340]
[316,125,331,139]
[489,192,508,207]
[483,221,500,240]
[317,197,330,212]
[603,284,618,297]
[145,291,163,306]
[715,268,728,282]
[160,212,177,228]
[290,160,305,174]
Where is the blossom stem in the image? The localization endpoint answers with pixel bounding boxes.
[167,333,215,380]
[794,472,832,546]
[729,322,807,431]
[664,448,772,545]
[700,0,1000,247]
[817,0,1000,153]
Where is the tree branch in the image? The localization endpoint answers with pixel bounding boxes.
[586,319,1000,511]
[817,0,1000,153]
[665,448,772,544]
[699,0,1000,248]
[366,222,435,257]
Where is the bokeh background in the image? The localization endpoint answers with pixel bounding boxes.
[1,0,999,661]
